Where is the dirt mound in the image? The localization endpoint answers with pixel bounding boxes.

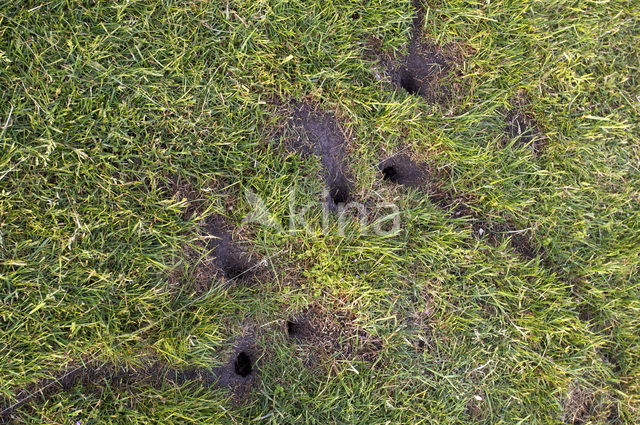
[167,337,259,399]
[210,336,259,397]
[286,102,353,208]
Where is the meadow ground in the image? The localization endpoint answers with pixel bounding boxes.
[0,0,639,423]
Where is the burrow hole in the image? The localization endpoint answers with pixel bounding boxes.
[286,321,299,336]
[382,165,398,183]
[330,185,349,204]
[400,69,420,95]
[329,175,350,205]
[234,352,252,377]
[222,260,248,280]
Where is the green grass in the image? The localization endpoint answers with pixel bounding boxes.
[1,0,639,423]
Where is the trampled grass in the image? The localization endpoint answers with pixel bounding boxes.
[0,0,638,423]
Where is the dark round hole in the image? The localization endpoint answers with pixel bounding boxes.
[351,11,360,19]
[286,320,298,336]
[382,166,398,182]
[223,262,247,280]
[234,352,252,377]
[417,340,425,349]
[330,184,349,205]
[400,69,420,95]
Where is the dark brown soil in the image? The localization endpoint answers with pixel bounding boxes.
[428,189,476,219]
[392,39,451,102]
[379,153,429,188]
[165,365,218,387]
[203,215,257,283]
[161,176,252,293]
[411,0,426,28]
[286,102,353,208]
[207,335,260,400]
[379,0,470,103]
[362,1,472,102]
[285,313,318,342]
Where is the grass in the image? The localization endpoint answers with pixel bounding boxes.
[0,0,639,423]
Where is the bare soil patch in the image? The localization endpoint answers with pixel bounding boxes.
[210,335,260,398]
[285,101,354,209]
[391,39,452,102]
[160,177,264,292]
[203,214,258,283]
[170,213,262,294]
[365,0,472,104]
[379,153,428,188]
